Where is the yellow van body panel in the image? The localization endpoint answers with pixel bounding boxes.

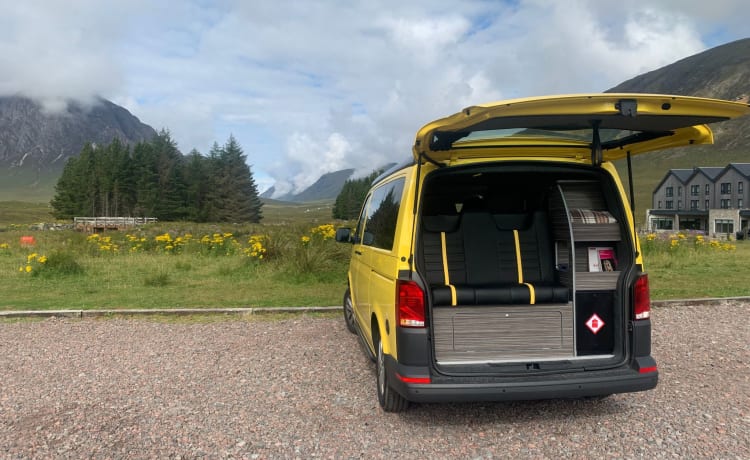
[413,93,750,163]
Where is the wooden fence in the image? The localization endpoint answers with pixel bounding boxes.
[73,217,157,233]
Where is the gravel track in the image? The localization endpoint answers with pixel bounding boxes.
[1,302,748,459]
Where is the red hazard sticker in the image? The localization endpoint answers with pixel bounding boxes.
[585,314,605,334]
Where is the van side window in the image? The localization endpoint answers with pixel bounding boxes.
[363,178,405,250]
[353,195,372,244]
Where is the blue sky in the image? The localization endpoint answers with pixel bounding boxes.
[1,0,748,195]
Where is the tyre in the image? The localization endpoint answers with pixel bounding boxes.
[376,333,409,412]
[343,288,356,334]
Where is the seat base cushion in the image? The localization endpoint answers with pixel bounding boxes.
[432,283,569,307]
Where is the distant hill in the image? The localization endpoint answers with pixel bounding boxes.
[275,163,399,203]
[0,96,157,201]
[276,169,356,202]
[290,168,356,202]
[0,96,157,170]
[260,185,276,199]
[607,38,750,222]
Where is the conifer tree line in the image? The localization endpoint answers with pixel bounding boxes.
[51,131,263,222]
[332,169,383,220]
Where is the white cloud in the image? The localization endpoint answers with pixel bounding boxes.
[0,0,145,111]
[0,0,747,196]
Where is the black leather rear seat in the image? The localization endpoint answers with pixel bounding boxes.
[421,203,569,307]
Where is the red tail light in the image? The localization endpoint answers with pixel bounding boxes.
[397,280,425,328]
[633,274,651,320]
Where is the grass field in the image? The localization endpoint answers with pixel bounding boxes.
[641,232,750,299]
[0,219,352,310]
[1,200,749,311]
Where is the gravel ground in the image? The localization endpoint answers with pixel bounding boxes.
[0,302,748,459]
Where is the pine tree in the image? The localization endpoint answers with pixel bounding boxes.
[183,149,210,221]
[132,141,160,217]
[50,154,86,219]
[333,169,382,219]
[50,133,262,223]
[208,135,263,223]
[151,130,187,220]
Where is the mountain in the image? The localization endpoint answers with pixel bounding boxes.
[260,185,276,199]
[0,96,157,170]
[276,163,398,203]
[0,96,158,200]
[278,169,355,202]
[607,37,750,150]
[606,38,750,222]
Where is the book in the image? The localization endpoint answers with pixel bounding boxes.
[588,247,617,272]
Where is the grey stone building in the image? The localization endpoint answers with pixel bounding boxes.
[647,163,750,237]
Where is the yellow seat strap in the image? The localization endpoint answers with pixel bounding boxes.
[523,283,536,304]
[513,230,535,305]
[440,232,457,306]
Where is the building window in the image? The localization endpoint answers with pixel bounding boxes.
[678,200,682,210]
[666,200,673,209]
[705,184,710,195]
[690,185,700,196]
[705,199,710,209]
[678,187,682,197]
[720,182,731,194]
[715,219,734,234]
[720,199,731,209]
[658,201,662,209]
[690,200,699,209]
[739,198,744,208]
[680,218,701,230]
[666,186,673,197]
[653,218,673,230]
[739,182,744,194]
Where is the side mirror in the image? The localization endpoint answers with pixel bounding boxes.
[335,227,352,243]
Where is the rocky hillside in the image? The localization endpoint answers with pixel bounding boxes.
[608,37,750,150]
[606,38,750,219]
[0,96,157,171]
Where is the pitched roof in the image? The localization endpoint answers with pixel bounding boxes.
[728,163,750,178]
[653,163,750,198]
[671,169,694,182]
[694,167,725,180]
[652,169,693,194]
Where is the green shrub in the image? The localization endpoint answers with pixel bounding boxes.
[31,251,84,277]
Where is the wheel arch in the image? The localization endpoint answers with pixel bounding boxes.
[371,312,393,356]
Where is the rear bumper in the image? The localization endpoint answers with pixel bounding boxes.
[387,357,658,403]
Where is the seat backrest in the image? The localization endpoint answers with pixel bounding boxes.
[516,211,556,284]
[422,203,556,289]
[462,211,517,285]
[421,210,465,287]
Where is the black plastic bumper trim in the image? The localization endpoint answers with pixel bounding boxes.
[385,356,658,403]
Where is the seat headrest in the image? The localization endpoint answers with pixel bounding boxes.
[492,213,533,230]
[422,215,461,233]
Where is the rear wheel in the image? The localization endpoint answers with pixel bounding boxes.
[376,333,409,412]
[343,288,356,334]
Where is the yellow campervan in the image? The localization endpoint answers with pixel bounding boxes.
[335,94,750,411]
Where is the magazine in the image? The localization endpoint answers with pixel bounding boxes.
[588,247,617,272]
